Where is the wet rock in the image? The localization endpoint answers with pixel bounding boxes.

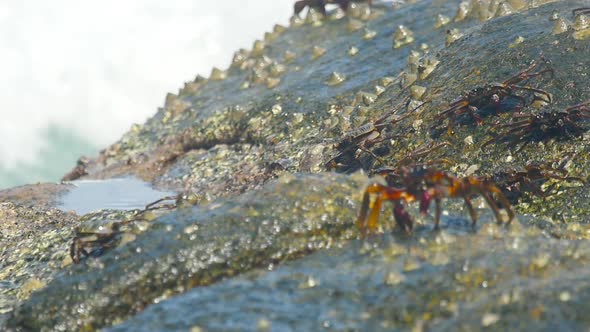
[7,173,366,330]
[106,227,590,331]
[4,0,590,330]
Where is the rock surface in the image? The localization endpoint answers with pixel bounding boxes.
[2,0,590,330]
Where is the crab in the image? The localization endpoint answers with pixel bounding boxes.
[432,58,553,135]
[294,0,372,17]
[487,159,586,204]
[356,167,515,235]
[326,98,426,172]
[367,142,452,184]
[483,101,590,152]
[70,195,180,264]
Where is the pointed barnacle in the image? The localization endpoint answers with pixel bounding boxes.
[269,63,287,77]
[552,18,569,34]
[355,91,377,106]
[488,0,501,14]
[311,46,326,60]
[358,6,373,21]
[326,72,347,86]
[549,11,560,21]
[347,18,364,32]
[249,68,267,84]
[446,28,464,46]
[434,14,451,28]
[380,76,396,87]
[410,85,427,100]
[475,1,493,21]
[251,40,266,58]
[401,72,418,88]
[179,82,197,96]
[284,50,297,62]
[264,31,279,43]
[346,2,363,19]
[329,7,346,20]
[408,50,421,66]
[290,15,305,28]
[454,1,471,22]
[306,8,323,26]
[573,14,589,31]
[193,75,206,84]
[271,104,283,116]
[273,24,287,34]
[265,77,281,89]
[508,36,525,48]
[209,67,227,81]
[231,49,250,68]
[573,28,590,40]
[179,76,206,95]
[363,28,377,40]
[494,2,514,17]
[348,46,359,56]
[374,85,386,96]
[164,92,178,109]
[393,25,415,48]
[506,0,526,10]
[418,57,440,80]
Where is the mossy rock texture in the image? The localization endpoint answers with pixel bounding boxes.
[3,0,590,330]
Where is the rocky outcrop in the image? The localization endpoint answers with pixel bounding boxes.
[2,0,590,330]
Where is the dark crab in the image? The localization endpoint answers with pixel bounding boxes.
[432,58,553,135]
[483,100,590,151]
[369,142,452,182]
[356,167,514,235]
[70,195,180,264]
[294,0,372,17]
[326,98,425,172]
[487,159,586,204]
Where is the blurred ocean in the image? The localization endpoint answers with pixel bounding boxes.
[0,0,294,189]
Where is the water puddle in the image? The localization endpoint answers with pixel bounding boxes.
[59,177,175,215]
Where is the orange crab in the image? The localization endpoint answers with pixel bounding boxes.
[357,167,515,234]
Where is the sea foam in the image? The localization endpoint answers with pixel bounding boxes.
[0,0,293,188]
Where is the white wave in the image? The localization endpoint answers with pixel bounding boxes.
[0,0,293,170]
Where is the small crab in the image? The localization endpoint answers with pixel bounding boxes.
[433,58,553,135]
[294,0,372,17]
[326,98,426,172]
[62,157,90,182]
[356,167,514,235]
[483,100,590,151]
[70,195,180,264]
[368,142,452,184]
[487,159,586,204]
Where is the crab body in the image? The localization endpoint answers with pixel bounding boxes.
[357,167,515,235]
[434,58,553,135]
